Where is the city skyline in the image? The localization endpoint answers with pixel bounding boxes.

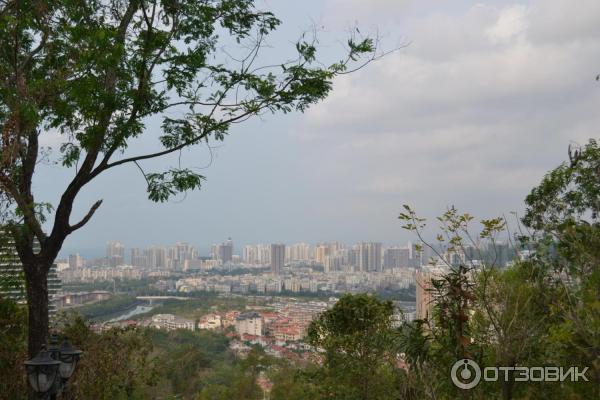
[58,236,514,274]
[59,237,426,260]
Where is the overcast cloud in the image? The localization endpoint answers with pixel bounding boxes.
[37,0,600,257]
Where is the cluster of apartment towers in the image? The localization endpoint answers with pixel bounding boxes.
[81,238,428,276]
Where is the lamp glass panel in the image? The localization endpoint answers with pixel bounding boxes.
[27,367,56,393]
[59,359,76,379]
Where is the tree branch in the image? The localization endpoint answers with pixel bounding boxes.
[0,173,45,242]
[68,199,103,233]
[46,1,139,259]
[18,29,50,73]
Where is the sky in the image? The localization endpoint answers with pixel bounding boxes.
[33,0,600,258]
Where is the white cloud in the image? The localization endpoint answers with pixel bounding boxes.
[323,0,414,28]
[486,5,528,44]
[292,0,600,219]
[528,0,600,44]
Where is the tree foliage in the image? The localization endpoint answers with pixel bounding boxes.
[307,293,402,400]
[61,316,158,400]
[0,297,27,399]
[392,140,600,399]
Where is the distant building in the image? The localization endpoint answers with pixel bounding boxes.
[257,244,270,265]
[198,314,223,330]
[68,253,84,269]
[324,255,342,273]
[235,312,263,336]
[408,241,427,267]
[383,247,410,269]
[243,245,257,264]
[415,265,449,321]
[286,242,311,262]
[130,248,147,267]
[151,313,196,331]
[145,246,167,269]
[270,244,285,275]
[358,242,382,272]
[273,325,303,341]
[347,246,359,267]
[314,244,329,264]
[168,242,197,270]
[213,238,233,264]
[314,242,340,264]
[106,241,125,267]
[223,310,241,328]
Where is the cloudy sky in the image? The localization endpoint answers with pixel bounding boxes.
[36,0,600,257]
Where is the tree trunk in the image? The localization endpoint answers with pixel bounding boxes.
[24,262,50,358]
[501,374,513,400]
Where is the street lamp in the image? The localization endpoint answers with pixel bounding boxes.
[57,339,82,380]
[25,336,83,399]
[24,346,60,396]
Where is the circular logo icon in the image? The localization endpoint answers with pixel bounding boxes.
[451,359,481,389]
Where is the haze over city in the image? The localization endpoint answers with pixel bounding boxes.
[31,0,600,257]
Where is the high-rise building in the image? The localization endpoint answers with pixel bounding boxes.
[287,242,311,262]
[181,243,198,262]
[315,242,340,264]
[415,265,449,321]
[0,231,61,319]
[68,253,84,269]
[222,238,234,263]
[243,245,257,264]
[130,248,147,267]
[358,242,382,272]
[0,233,25,302]
[383,247,410,269]
[270,243,285,275]
[130,248,139,264]
[408,241,427,267]
[145,246,167,269]
[47,264,62,317]
[347,245,359,267]
[167,242,196,270]
[106,241,125,267]
[314,244,329,264]
[213,238,233,264]
[235,312,263,336]
[257,244,271,265]
[443,248,466,268]
[324,255,342,273]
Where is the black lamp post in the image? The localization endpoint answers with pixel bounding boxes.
[57,339,83,381]
[24,346,60,396]
[24,336,83,399]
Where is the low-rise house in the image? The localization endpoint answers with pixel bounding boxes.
[151,313,196,331]
[235,311,263,336]
[241,333,269,346]
[223,310,241,327]
[198,313,223,330]
[273,325,302,341]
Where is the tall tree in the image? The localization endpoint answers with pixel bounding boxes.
[522,139,600,394]
[307,293,401,400]
[0,0,379,356]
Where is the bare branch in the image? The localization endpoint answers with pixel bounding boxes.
[68,199,103,233]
